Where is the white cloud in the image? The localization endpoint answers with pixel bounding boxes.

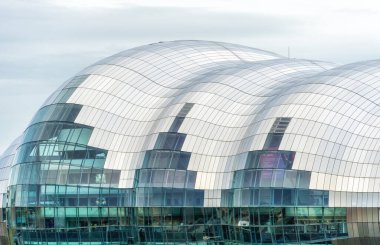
[48,0,132,8]
[46,0,380,16]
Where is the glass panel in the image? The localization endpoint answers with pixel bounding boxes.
[154,133,186,151]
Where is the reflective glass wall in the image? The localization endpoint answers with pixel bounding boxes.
[3,40,380,245]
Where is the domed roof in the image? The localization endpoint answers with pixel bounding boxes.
[5,40,380,244]
[3,40,380,208]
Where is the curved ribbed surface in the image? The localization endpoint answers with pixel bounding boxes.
[3,40,380,244]
[0,136,21,208]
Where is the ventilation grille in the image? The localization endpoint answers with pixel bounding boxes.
[269,117,291,134]
[177,103,194,117]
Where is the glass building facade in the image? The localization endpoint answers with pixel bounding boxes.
[1,40,380,244]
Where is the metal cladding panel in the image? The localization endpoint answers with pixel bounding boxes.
[5,40,380,244]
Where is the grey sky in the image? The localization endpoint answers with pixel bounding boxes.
[1,0,380,153]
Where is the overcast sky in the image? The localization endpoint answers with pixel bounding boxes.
[1,0,380,153]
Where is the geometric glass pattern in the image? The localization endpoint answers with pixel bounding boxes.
[1,40,380,244]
